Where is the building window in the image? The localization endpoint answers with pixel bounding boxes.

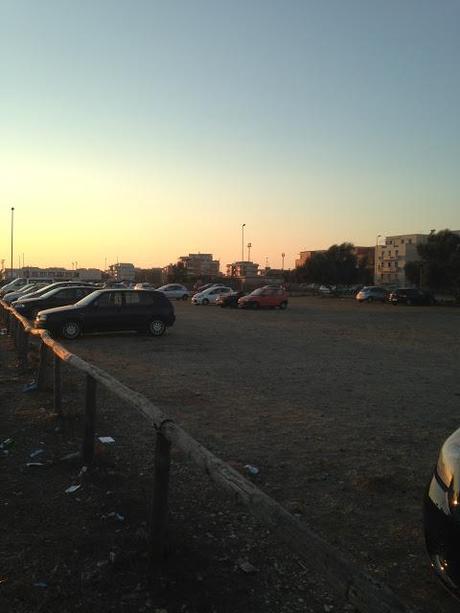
[408,239,412,244]
[395,250,399,256]
[401,239,404,244]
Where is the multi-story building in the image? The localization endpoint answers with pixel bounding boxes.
[226,261,259,278]
[295,250,326,268]
[178,253,220,277]
[375,234,428,285]
[108,263,136,282]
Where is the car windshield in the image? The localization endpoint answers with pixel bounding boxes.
[74,290,101,306]
[250,288,265,296]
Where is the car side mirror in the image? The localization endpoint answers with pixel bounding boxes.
[424,427,460,598]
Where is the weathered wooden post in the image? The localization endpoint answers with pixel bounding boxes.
[53,355,62,415]
[150,430,172,562]
[17,326,29,370]
[37,343,48,390]
[82,374,97,465]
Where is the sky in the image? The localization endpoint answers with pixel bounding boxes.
[1,0,459,270]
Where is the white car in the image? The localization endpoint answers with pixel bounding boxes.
[191,286,234,305]
[134,282,156,290]
[156,284,189,301]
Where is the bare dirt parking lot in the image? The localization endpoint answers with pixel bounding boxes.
[2,296,460,612]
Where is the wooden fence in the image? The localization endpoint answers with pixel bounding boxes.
[0,300,419,613]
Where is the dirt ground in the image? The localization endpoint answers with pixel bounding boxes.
[2,296,460,612]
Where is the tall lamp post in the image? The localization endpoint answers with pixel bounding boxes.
[247,242,252,261]
[375,234,381,282]
[281,252,285,270]
[10,207,15,279]
[241,224,246,261]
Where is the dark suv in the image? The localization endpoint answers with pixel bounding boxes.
[34,289,175,339]
[389,288,435,306]
[13,286,96,319]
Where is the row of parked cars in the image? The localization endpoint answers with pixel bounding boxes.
[0,279,289,340]
[356,286,436,305]
[0,280,176,339]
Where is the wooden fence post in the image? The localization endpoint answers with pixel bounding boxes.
[17,326,28,370]
[37,343,48,390]
[82,375,97,465]
[53,355,62,415]
[150,430,172,562]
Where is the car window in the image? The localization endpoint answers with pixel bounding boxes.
[124,292,141,304]
[96,292,123,307]
[58,288,78,298]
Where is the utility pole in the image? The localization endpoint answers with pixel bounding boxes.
[247,242,252,261]
[10,207,14,279]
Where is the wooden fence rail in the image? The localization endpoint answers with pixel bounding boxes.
[0,300,419,613]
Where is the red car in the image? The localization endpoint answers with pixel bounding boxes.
[238,286,288,310]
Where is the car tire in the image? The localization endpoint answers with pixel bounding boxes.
[148,319,166,336]
[61,320,81,340]
[279,301,288,310]
[251,302,259,310]
[202,298,209,305]
[182,294,188,301]
[367,297,373,303]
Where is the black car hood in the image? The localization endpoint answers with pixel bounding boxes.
[36,304,81,316]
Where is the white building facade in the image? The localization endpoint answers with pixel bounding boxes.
[375,234,428,286]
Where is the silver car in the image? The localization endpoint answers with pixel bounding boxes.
[156,284,189,301]
[355,286,388,303]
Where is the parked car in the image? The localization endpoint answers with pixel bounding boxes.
[18,281,96,301]
[3,282,48,303]
[216,290,245,308]
[13,286,96,319]
[134,282,156,290]
[424,427,460,598]
[191,286,234,305]
[156,284,189,301]
[355,286,389,303]
[319,285,336,295]
[34,289,175,339]
[193,283,226,294]
[0,278,28,297]
[389,288,436,306]
[238,286,288,309]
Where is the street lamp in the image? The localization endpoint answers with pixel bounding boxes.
[281,252,285,270]
[241,224,246,261]
[10,207,14,279]
[247,242,252,261]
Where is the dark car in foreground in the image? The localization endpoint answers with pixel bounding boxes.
[13,286,96,318]
[34,289,175,339]
[389,288,435,306]
[424,427,460,599]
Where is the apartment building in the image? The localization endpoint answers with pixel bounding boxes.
[295,250,326,268]
[226,261,259,278]
[108,262,136,282]
[178,253,220,277]
[375,234,428,285]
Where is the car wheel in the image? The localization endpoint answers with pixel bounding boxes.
[182,294,188,301]
[148,319,166,336]
[279,301,288,310]
[61,320,81,340]
[251,302,259,310]
[367,297,373,303]
[202,298,209,305]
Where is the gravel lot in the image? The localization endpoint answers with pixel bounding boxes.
[2,296,460,612]
[66,295,460,612]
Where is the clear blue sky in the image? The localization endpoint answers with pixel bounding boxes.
[1,0,459,269]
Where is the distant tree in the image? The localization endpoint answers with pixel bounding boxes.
[296,243,360,285]
[404,261,422,287]
[166,261,188,283]
[415,230,460,291]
